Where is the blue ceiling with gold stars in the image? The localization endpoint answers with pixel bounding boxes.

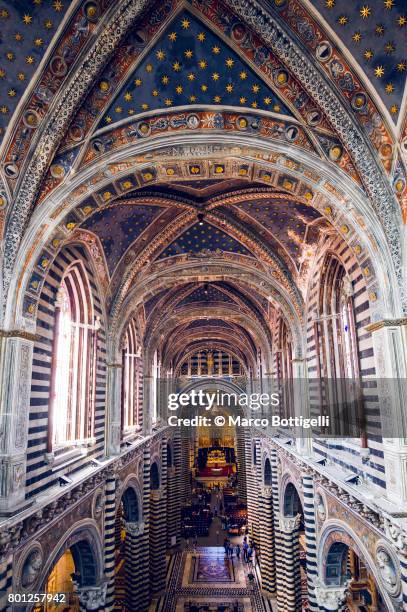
[179,285,235,306]
[0,0,71,139]
[158,221,251,258]
[233,199,322,263]
[99,10,292,127]
[310,0,407,118]
[81,203,163,273]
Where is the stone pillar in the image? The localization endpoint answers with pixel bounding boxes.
[366,319,407,505]
[0,330,35,515]
[270,449,285,610]
[149,488,166,593]
[258,485,276,595]
[106,363,122,457]
[236,426,247,501]
[140,445,151,603]
[0,552,13,611]
[245,433,261,549]
[103,471,117,612]
[77,583,107,612]
[180,424,191,505]
[123,520,148,611]
[279,515,302,612]
[167,433,181,547]
[142,375,154,435]
[302,472,318,611]
[314,579,349,611]
[291,358,312,457]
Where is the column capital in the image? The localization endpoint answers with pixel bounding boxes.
[314,578,350,611]
[365,318,407,333]
[259,485,273,498]
[77,582,107,611]
[124,520,145,536]
[279,513,301,533]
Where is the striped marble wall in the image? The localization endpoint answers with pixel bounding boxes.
[304,234,384,488]
[26,244,107,498]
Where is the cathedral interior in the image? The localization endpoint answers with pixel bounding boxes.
[0,0,407,611]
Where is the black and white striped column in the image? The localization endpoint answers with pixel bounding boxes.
[279,514,302,612]
[124,521,149,611]
[140,445,151,603]
[167,433,181,547]
[103,471,117,611]
[0,554,12,612]
[302,472,318,611]
[259,485,276,595]
[149,442,167,593]
[236,426,247,502]
[270,449,285,610]
[245,433,261,549]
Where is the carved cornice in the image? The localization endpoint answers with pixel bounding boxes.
[365,318,407,333]
[0,330,38,342]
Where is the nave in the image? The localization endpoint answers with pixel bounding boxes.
[1,0,407,610]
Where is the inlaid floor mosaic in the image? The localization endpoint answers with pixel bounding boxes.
[152,546,270,611]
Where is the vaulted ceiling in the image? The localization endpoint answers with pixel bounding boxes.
[1,0,406,357]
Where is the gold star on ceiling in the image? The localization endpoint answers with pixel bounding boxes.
[214,95,221,103]
[34,38,44,47]
[105,116,112,123]
[374,65,385,77]
[352,31,362,43]
[364,49,374,60]
[240,96,246,104]
[384,0,394,7]
[190,95,197,102]
[165,98,172,106]
[115,106,122,113]
[338,15,348,26]
[252,84,260,93]
[397,15,406,26]
[385,82,394,93]
[199,60,207,69]
[8,89,16,97]
[197,32,205,42]
[141,103,149,110]
[44,19,53,29]
[212,72,220,81]
[0,106,9,114]
[134,78,142,86]
[168,32,177,42]
[375,24,385,35]
[325,0,335,7]
[212,45,221,54]
[184,49,193,59]
[22,14,32,25]
[251,101,258,108]
[240,71,248,80]
[17,72,25,81]
[146,64,153,73]
[264,97,272,105]
[390,104,398,114]
[161,75,169,85]
[172,61,181,72]
[201,84,208,92]
[0,9,9,18]
[360,5,371,19]
[53,0,63,11]
[156,50,165,60]
[124,92,132,101]
[175,85,183,94]
[14,33,23,42]
[6,52,15,61]
[225,58,234,68]
[181,18,190,29]
[226,83,234,92]
[397,61,406,71]
[187,73,195,81]
[152,89,159,96]
[0,69,5,78]
[384,41,395,53]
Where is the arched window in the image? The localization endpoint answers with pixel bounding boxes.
[151,349,159,425]
[122,319,141,431]
[318,255,359,379]
[50,262,99,449]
